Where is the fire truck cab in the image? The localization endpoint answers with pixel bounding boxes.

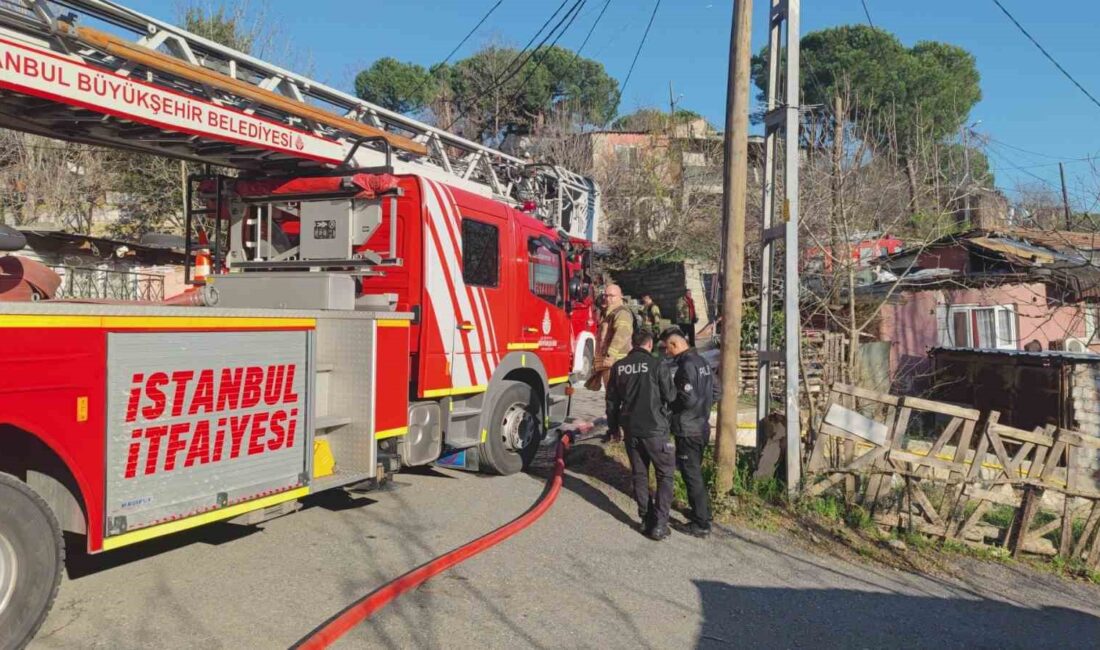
[198,170,581,475]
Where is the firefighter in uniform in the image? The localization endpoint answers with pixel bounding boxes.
[588,284,634,398]
[676,289,699,348]
[641,293,661,331]
[606,329,677,540]
[664,331,718,537]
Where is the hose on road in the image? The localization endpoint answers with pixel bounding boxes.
[291,434,572,649]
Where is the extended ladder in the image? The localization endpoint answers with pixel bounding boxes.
[0,0,600,240]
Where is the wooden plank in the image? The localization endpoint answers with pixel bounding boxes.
[819,423,884,448]
[964,485,1023,508]
[1008,443,1035,479]
[1011,486,1042,557]
[1056,428,1100,450]
[899,395,980,420]
[1028,445,1049,480]
[990,423,1055,447]
[843,439,856,503]
[830,383,900,405]
[953,418,977,465]
[1076,502,1100,560]
[1061,447,1080,557]
[807,432,829,472]
[805,471,846,498]
[1089,513,1100,569]
[1025,500,1091,544]
[967,425,992,480]
[928,417,963,459]
[955,499,992,541]
[848,446,890,471]
[910,483,946,528]
[890,449,965,475]
[985,427,1018,481]
[823,404,891,447]
[1040,440,1067,483]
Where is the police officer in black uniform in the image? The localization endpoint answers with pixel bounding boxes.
[606,329,677,540]
[664,331,718,537]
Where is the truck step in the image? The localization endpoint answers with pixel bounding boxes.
[227,498,301,526]
[450,408,482,420]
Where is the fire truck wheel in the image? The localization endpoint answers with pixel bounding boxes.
[581,340,595,379]
[0,473,64,650]
[481,381,543,475]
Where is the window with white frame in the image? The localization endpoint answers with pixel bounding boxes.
[940,304,1017,350]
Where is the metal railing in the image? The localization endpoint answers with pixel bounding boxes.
[50,266,165,301]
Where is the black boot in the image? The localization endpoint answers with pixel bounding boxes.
[647,524,671,541]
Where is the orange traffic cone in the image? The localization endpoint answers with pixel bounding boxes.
[193,229,212,283]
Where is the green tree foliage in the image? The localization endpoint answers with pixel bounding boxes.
[180,3,254,51]
[353,58,436,114]
[752,25,981,151]
[355,45,620,143]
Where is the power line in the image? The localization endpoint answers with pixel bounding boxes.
[439,1,505,66]
[860,0,874,27]
[985,142,1096,205]
[509,0,588,93]
[405,1,505,103]
[619,0,661,98]
[573,0,612,60]
[982,134,1095,163]
[444,0,581,131]
[494,0,577,87]
[991,0,1100,111]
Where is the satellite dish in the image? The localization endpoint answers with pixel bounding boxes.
[0,225,26,252]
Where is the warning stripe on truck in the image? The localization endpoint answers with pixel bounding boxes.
[0,315,316,329]
[101,486,309,550]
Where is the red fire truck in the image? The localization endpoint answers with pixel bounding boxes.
[0,1,602,645]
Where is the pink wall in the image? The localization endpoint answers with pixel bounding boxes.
[877,282,1095,391]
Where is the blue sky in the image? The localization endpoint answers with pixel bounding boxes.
[135,0,1100,208]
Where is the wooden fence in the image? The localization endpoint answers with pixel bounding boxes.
[740,331,849,418]
[807,383,1100,565]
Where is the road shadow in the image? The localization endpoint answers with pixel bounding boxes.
[561,474,636,528]
[63,524,260,579]
[562,441,634,499]
[693,581,1100,649]
[301,489,379,512]
[64,490,384,580]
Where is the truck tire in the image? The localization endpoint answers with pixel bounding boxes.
[479,381,543,476]
[581,339,595,379]
[0,473,63,650]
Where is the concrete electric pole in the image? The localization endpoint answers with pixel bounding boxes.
[715,0,754,494]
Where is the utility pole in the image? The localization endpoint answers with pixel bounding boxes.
[756,0,801,495]
[715,0,754,494]
[1060,162,1072,229]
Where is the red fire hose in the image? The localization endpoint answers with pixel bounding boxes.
[292,434,572,649]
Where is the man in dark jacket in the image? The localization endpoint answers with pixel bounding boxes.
[665,331,718,537]
[606,329,677,540]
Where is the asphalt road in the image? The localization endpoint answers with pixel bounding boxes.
[29,390,1100,649]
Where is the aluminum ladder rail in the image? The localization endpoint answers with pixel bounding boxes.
[0,0,600,240]
[755,0,801,494]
